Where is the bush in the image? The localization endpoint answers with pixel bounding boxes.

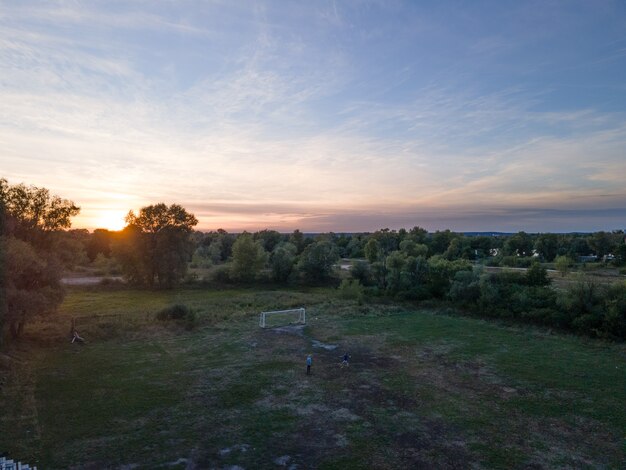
[156,304,198,330]
[338,279,365,303]
[157,304,190,321]
[212,265,232,283]
[526,262,550,286]
[350,260,373,286]
[447,270,481,305]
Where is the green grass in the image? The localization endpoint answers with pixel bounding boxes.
[1,287,625,469]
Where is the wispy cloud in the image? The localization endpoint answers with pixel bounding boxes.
[1,1,626,232]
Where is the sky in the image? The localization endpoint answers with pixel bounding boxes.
[1,0,626,233]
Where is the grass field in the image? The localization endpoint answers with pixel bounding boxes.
[1,286,625,469]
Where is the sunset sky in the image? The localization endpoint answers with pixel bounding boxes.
[2,1,626,233]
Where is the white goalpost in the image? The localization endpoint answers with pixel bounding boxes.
[259,307,306,328]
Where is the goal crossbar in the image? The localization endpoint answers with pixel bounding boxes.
[259,308,306,328]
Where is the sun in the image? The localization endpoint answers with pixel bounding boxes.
[96,210,127,231]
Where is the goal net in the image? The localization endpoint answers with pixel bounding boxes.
[259,308,306,328]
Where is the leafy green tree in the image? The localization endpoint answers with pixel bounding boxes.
[403,255,429,290]
[589,231,618,258]
[408,226,428,244]
[298,240,339,283]
[345,235,366,258]
[202,229,236,261]
[114,203,197,287]
[470,235,497,259]
[231,233,268,282]
[429,230,456,255]
[448,269,481,305]
[427,256,472,297]
[503,231,533,257]
[4,237,64,339]
[385,251,406,294]
[554,255,573,277]
[444,237,472,260]
[567,237,592,259]
[534,233,559,261]
[289,229,306,254]
[364,238,381,263]
[370,261,388,290]
[371,228,400,255]
[269,242,297,282]
[399,239,428,258]
[350,260,372,286]
[254,229,284,253]
[0,179,80,340]
[526,262,550,286]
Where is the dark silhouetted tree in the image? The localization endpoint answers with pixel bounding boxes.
[114,203,198,287]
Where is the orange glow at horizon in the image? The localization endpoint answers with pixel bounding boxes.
[93,210,127,231]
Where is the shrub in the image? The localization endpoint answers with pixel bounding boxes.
[212,265,232,283]
[156,304,198,330]
[447,269,481,305]
[157,304,190,321]
[526,262,550,286]
[338,279,365,303]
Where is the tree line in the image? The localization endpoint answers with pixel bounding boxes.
[2,179,626,343]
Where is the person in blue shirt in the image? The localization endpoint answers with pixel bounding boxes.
[306,354,312,375]
[341,352,350,367]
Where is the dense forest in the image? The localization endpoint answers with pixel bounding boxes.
[2,179,626,343]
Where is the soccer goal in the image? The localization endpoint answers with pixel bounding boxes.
[259,308,306,328]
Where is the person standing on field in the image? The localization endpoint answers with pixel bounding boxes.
[341,352,350,367]
[306,354,312,375]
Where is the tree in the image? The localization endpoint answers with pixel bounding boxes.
[289,229,306,254]
[202,229,236,261]
[254,229,284,253]
[350,260,373,286]
[86,228,114,261]
[399,239,428,258]
[371,228,400,256]
[526,262,550,287]
[4,237,63,339]
[503,231,533,257]
[0,179,80,340]
[429,230,457,255]
[0,178,80,248]
[269,242,297,282]
[444,237,472,260]
[589,231,618,258]
[554,255,573,277]
[385,251,407,294]
[408,226,428,244]
[364,238,381,263]
[114,203,198,287]
[534,233,559,261]
[231,233,268,282]
[298,240,339,283]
